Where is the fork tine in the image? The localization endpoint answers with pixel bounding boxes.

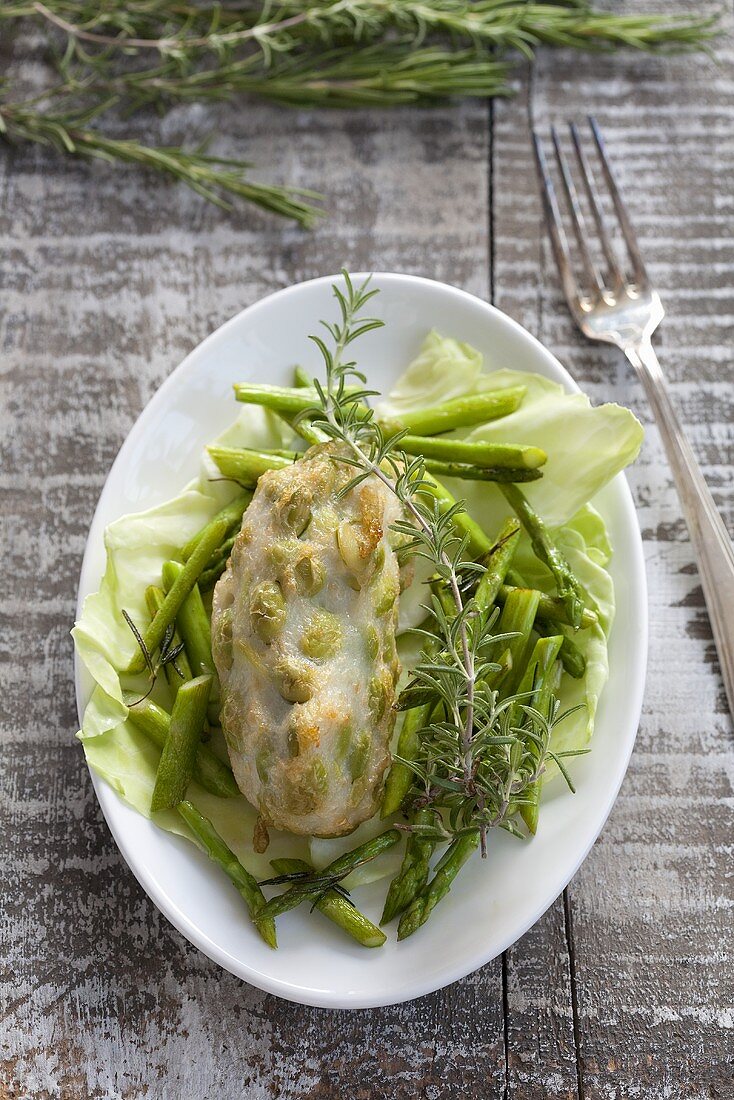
[588,116,648,287]
[550,126,604,296]
[532,131,581,310]
[569,121,626,288]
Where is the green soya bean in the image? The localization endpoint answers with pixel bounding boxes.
[125,695,239,798]
[270,857,386,948]
[145,585,192,699]
[380,386,527,438]
[380,702,430,818]
[256,829,401,927]
[299,609,342,660]
[293,553,325,596]
[249,580,287,644]
[397,831,480,940]
[126,518,229,675]
[348,730,370,781]
[177,800,276,949]
[474,517,522,613]
[381,808,437,924]
[162,559,220,723]
[399,435,547,470]
[180,492,252,562]
[273,657,314,703]
[279,487,313,536]
[150,675,212,812]
[488,587,541,698]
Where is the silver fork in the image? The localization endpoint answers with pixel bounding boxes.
[533,117,734,718]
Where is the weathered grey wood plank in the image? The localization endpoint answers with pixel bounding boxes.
[2,3,733,1096]
[492,1,734,1096]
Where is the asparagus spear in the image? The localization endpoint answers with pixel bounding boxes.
[381,808,437,924]
[499,485,585,629]
[270,858,386,948]
[422,458,542,483]
[497,584,597,630]
[379,387,527,437]
[419,473,493,559]
[208,446,296,485]
[180,492,252,562]
[397,831,480,940]
[177,800,276,949]
[474,517,522,613]
[512,637,564,835]
[162,560,220,725]
[125,694,239,799]
[256,829,400,928]
[150,675,212,812]
[198,534,237,592]
[145,585,193,699]
[400,435,546,470]
[534,619,586,679]
[381,702,431,818]
[233,382,525,437]
[489,587,542,697]
[292,365,312,388]
[126,518,229,675]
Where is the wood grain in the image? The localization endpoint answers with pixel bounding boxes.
[2,3,732,1096]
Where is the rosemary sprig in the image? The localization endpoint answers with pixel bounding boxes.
[0,97,324,225]
[305,272,580,856]
[0,1,716,222]
[121,608,186,704]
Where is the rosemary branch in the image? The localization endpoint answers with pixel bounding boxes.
[305,272,580,856]
[0,0,716,221]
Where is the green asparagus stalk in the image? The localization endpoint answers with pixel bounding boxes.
[534,620,586,679]
[208,445,296,485]
[512,638,564,835]
[256,829,401,927]
[145,585,193,698]
[126,518,229,675]
[497,584,597,629]
[180,492,252,561]
[150,675,212,812]
[397,831,480,940]
[419,473,493,559]
[162,559,220,725]
[500,485,585,629]
[198,534,237,592]
[270,858,386,948]
[177,800,276,949]
[400,435,546,470]
[380,386,527,437]
[474,517,522,612]
[293,365,313,388]
[381,808,437,924]
[381,702,432,818]
[233,383,328,418]
[489,586,542,697]
[125,694,239,799]
[421,458,542,483]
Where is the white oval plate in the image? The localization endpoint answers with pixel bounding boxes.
[75,273,647,1009]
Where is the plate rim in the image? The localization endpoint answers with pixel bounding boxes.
[75,271,648,1009]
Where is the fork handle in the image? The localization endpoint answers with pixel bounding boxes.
[626,338,734,716]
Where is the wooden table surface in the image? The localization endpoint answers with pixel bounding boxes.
[2,3,733,1096]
